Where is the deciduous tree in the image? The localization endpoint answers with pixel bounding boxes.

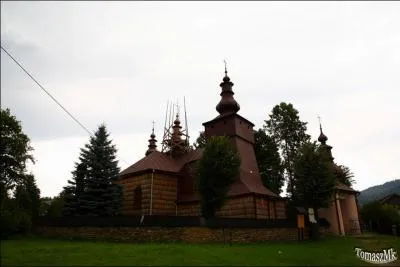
[0,108,34,193]
[293,141,336,239]
[253,129,284,195]
[0,108,40,236]
[196,136,241,219]
[264,102,310,198]
[334,165,355,187]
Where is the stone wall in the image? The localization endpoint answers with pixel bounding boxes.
[34,226,303,243]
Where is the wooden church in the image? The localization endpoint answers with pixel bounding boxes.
[117,69,287,219]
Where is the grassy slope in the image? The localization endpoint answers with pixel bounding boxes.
[1,235,399,266]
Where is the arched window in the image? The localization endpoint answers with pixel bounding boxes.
[133,186,142,211]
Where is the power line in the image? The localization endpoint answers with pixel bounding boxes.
[1,45,93,136]
[1,45,130,166]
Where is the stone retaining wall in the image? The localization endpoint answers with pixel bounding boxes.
[34,226,305,243]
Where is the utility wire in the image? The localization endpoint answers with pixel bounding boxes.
[1,45,93,136]
[1,45,130,166]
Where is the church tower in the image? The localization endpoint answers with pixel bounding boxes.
[318,120,334,162]
[202,66,277,198]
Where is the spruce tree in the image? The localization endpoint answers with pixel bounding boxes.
[14,174,41,221]
[63,124,122,216]
[62,162,88,216]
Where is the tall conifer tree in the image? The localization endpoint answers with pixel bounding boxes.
[63,124,122,216]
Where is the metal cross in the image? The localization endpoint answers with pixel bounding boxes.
[224,59,227,75]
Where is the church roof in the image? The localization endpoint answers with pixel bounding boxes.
[120,151,181,177]
[237,170,279,196]
[335,182,358,193]
[202,112,255,127]
[121,147,278,199]
[178,169,279,203]
[120,149,204,178]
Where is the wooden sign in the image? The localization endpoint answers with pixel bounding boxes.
[297,214,305,229]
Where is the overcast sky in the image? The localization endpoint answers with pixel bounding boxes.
[1,1,399,197]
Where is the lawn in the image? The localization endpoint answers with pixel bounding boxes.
[1,234,399,266]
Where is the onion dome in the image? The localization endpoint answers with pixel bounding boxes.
[318,123,328,144]
[145,124,157,156]
[216,67,240,115]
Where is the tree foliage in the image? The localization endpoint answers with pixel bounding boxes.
[62,162,88,216]
[0,108,34,192]
[14,174,41,221]
[0,108,40,237]
[264,102,310,198]
[361,201,400,234]
[62,125,122,216]
[293,142,336,213]
[193,131,207,149]
[196,136,241,219]
[334,164,355,187]
[253,129,284,195]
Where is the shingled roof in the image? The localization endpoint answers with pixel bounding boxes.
[120,149,204,178]
[335,182,358,193]
[120,151,181,177]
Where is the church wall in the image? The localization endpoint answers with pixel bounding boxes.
[117,173,178,216]
[177,162,197,200]
[178,202,201,216]
[318,196,340,235]
[343,194,361,234]
[204,119,235,140]
[150,174,178,215]
[254,197,285,219]
[178,196,287,219]
[117,174,151,216]
[217,196,256,218]
[275,200,286,219]
[233,117,254,144]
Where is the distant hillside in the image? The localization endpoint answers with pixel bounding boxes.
[358,179,400,206]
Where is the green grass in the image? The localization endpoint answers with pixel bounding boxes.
[1,234,399,266]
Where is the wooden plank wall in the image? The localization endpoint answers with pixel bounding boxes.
[117,173,177,216]
[150,174,177,215]
[178,196,256,218]
[117,174,151,215]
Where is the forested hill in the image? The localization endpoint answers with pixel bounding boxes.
[358,179,400,206]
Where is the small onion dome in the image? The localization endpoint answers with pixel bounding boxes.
[318,132,328,143]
